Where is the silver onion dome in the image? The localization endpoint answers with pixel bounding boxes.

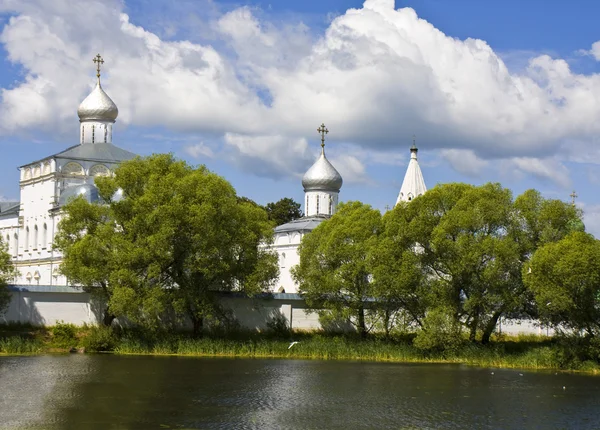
[302,148,343,192]
[77,81,118,122]
[59,184,101,207]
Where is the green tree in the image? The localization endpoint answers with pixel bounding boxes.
[291,201,381,337]
[265,197,302,226]
[55,154,278,334]
[0,237,16,315]
[524,232,600,337]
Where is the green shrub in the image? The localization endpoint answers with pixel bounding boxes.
[50,321,78,348]
[413,308,464,353]
[81,325,118,352]
[266,312,291,338]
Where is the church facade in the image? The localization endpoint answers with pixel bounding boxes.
[0,55,135,288]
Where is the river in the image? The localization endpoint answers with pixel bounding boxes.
[1,355,599,429]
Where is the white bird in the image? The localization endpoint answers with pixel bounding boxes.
[288,341,299,349]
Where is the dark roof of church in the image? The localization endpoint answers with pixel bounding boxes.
[0,201,20,217]
[54,143,137,163]
[21,143,137,167]
[274,215,330,233]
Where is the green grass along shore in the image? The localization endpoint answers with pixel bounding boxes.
[1,323,599,374]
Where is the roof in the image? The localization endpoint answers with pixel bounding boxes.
[302,147,343,192]
[0,201,20,217]
[54,143,137,163]
[21,142,137,168]
[274,215,330,233]
[396,146,427,205]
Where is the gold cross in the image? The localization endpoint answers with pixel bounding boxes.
[317,123,328,148]
[93,54,104,79]
[570,190,578,206]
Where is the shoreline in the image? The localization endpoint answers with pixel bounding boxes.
[1,326,599,374]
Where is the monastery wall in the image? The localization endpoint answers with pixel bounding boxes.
[1,286,548,336]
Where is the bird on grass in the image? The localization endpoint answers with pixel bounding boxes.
[288,341,299,349]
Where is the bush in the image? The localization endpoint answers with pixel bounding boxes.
[81,325,118,352]
[50,321,78,348]
[413,308,464,353]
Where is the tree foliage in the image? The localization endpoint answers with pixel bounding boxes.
[54,154,278,334]
[292,201,381,337]
[265,197,302,226]
[524,232,600,337]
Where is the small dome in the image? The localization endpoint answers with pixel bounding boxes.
[302,149,343,192]
[59,184,101,206]
[77,81,118,122]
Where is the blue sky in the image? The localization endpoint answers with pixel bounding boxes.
[2,0,600,233]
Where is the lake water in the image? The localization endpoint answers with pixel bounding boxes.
[1,355,600,429]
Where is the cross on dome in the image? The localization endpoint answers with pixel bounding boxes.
[93,54,104,80]
[317,123,328,149]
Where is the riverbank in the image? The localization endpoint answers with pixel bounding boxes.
[1,323,599,373]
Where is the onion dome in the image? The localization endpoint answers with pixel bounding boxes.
[302,146,343,192]
[77,81,118,122]
[59,184,101,206]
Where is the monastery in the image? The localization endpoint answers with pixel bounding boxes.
[0,56,433,329]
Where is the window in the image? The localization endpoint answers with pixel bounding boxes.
[306,196,309,213]
[316,196,320,214]
[25,227,29,251]
[280,252,286,268]
[329,196,333,215]
[89,164,110,177]
[13,233,18,256]
[33,225,38,250]
[62,162,84,175]
[42,224,48,249]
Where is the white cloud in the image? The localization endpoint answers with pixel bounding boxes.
[581,203,600,238]
[502,157,571,188]
[329,153,370,185]
[223,133,312,178]
[3,0,600,180]
[184,142,213,159]
[440,149,488,177]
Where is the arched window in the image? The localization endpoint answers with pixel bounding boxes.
[329,196,333,215]
[62,162,84,176]
[33,225,38,250]
[306,196,309,213]
[316,196,320,214]
[42,224,48,249]
[89,164,110,177]
[25,227,29,251]
[13,233,18,256]
[280,252,286,268]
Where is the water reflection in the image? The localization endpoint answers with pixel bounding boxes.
[0,355,599,429]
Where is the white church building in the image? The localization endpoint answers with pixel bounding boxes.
[270,129,427,294]
[0,55,136,289]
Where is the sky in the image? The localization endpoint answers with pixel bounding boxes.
[2,0,600,234]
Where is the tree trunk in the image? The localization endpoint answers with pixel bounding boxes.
[192,316,204,338]
[481,310,503,345]
[469,315,479,342]
[102,309,115,327]
[358,305,366,339]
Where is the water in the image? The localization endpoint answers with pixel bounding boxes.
[1,355,600,429]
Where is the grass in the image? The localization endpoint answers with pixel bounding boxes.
[0,323,599,374]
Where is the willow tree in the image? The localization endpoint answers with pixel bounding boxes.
[524,232,600,337]
[292,201,381,337]
[55,154,278,334]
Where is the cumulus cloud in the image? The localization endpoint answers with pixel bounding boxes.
[440,149,488,177]
[3,0,600,182]
[184,142,214,159]
[501,157,571,188]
